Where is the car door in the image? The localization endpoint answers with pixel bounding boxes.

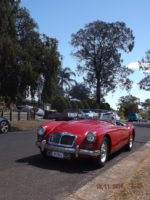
[108,123,128,152]
[115,121,129,146]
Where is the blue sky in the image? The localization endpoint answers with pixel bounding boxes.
[21,0,150,109]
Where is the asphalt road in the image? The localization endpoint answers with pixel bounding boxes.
[0,125,150,200]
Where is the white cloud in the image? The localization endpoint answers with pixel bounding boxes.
[127,62,150,74]
[144,70,150,74]
[127,62,139,69]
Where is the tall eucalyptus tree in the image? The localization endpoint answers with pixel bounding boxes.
[71,20,135,103]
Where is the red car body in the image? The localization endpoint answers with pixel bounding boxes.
[36,119,135,167]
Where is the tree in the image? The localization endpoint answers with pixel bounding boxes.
[118,95,140,117]
[82,100,90,109]
[139,50,150,91]
[141,98,150,110]
[0,0,20,101]
[58,67,76,95]
[0,2,42,102]
[51,95,68,112]
[41,35,61,103]
[70,100,78,109]
[71,20,134,104]
[69,83,90,100]
[141,98,150,119]
[0,1,62,105]
[16,7,41,99]
[16,10,62,103]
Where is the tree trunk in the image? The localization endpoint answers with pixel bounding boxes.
[96,77,101,104]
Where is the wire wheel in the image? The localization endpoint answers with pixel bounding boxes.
[0,120,9,133]
[100,140,108,163]
[94,137,108,168]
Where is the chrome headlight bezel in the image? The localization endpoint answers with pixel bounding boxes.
[37,126,46,136]
[86,131,97,142]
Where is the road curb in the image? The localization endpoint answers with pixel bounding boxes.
[65,142,150,200]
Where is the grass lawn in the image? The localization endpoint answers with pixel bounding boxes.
[113,158,150,200]
[11,119,48,131]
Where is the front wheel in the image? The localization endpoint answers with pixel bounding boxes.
[94,137,108,168]
[0,120,10,133]
[40,149,48,158]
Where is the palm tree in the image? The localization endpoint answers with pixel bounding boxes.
[59,67,77,95]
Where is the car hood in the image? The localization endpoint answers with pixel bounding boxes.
[44,119,111,137]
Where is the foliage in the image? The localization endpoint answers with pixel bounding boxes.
[76,101,84,109]
[141,98,150,110]
[139,50,150,91]
[118,95,140,117]
[69,83,91,100]
[51,96,68,112]
[58,67,76,95]
[1,2,136,111]
[141,98,150,119]
[40,35,61,103]
[86,99,100,109]
[0,0,19,101]
[0,1,62,105]
[82,100,90,109]
[71,20,134,103]
[99,102,111,110]
[16,7,41,99]
[70,100,79,109]
[64,98,72,109]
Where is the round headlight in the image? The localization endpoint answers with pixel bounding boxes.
[37,126,46,136]
[86,132,96,142]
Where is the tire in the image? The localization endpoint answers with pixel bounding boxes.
[40,149,48,158]
[94,137,109,168]
[0,120,10,133]
[126,134,134,151]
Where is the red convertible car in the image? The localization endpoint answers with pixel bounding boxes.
[35,115,135,167]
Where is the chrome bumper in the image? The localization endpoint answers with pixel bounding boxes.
[36,140,100,157]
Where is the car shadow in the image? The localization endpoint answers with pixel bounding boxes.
[15,145,137,174]
[16,154,101,173]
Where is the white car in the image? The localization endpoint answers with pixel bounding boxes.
[16,105,33,112]
[78,110,99,119]
[100,112,120,121]
[36,108,45,117]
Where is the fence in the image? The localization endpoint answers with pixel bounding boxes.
[0,110,35,121]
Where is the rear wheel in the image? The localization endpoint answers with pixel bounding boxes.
[94,137,108,168]
[126,134,134,151]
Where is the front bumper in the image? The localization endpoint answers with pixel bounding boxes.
[36,140,100,158]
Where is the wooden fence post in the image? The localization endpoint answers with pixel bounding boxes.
[1,110,3,117]
[18,111,20,120]
[27,111,29,120]
[10,110,12,121]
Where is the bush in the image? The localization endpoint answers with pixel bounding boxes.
[76,101,84,109]
[70,101,78,109]
[51,96,68,112]
[82,100,90,109]
[64,98,72,109]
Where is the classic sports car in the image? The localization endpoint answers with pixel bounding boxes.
[0,116,10,133]
[35,115,135,167]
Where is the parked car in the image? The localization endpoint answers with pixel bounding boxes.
[0,117,10,133]
[16,104,33,112]
[36,108,45,117]
[127,113,143,122]
[35,114,135,167]
[100,111,120,121]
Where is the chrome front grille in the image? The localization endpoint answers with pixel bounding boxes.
[49,132,76,147]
